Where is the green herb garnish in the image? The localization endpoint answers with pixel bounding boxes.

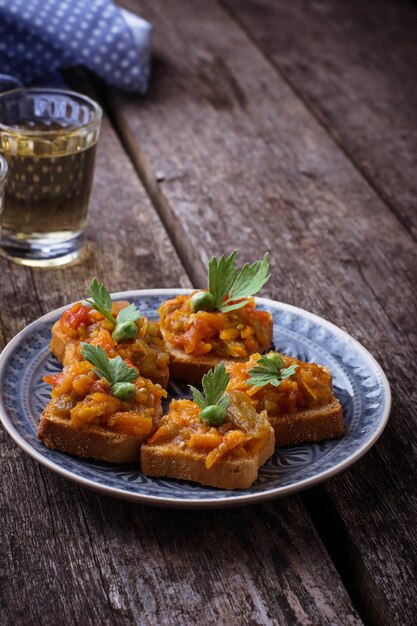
[86,278,140,342]
[190,250,270,313]
[86,278,116,324]
[116,304,141,325]
[112,304,141,342]
[189,362,230,426]
[247,353,298,389]
[81,343,138,400]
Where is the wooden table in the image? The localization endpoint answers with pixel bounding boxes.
[1,1,416,624]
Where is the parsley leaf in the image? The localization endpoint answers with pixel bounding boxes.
[189,387,206,410]
[189,362,230,410]
[108,355,139,383]
[220,252,270,312]
[86,279,141,342]
[86,278,116,325]
[202,361,230,406]
[81,343,138,385]
[204,251,270,313]
[116,304,141,325]
[81,343,113,381]
[208,251,238,310]
[247,353,298,389]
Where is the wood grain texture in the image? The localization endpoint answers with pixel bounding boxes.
[74,493,362,626]
[1,465,363,625]
[108,1,417,623]
[0,85,362,623]
[0,83,182,626]
[223,0,417,239]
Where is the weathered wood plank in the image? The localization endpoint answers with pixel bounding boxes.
[0,85,361,624]
[107,1,417,623]
[0,84,187,625]
[223,0,417,239]
[77,493,362,626]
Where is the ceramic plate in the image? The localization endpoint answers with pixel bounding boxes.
[0,289,390,508]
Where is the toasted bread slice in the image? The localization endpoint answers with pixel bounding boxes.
[167,345,276,383]
[166,344,247,384]
[141,426,275,490]
[270,398,344,446]
[159,293,274,384]
[226,354,345,447]
[51,320,170,388]
[38,405,146,464]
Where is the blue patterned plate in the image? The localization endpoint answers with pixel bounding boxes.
[0,289,390,508]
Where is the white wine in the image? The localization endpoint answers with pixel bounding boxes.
[0,89,101,266]
[1,133,97,241]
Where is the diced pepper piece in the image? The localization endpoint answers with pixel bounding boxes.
[107,412,153,437]
[188,432,224,450]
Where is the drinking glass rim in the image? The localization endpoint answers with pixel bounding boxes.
[0,87,102,136]
[0,154,7,181]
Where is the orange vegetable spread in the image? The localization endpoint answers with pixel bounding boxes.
[52,301,169,386]
[147,390,271,469]
[158,293,273,358]
[226,353,334,416]
[44,361,166,436]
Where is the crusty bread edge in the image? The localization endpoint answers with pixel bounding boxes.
[38,403,152,464]
[167,346,248,383]
[141,426,275,490]
[271,398,345,446]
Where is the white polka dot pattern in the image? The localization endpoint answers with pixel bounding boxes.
[0,0,151,93]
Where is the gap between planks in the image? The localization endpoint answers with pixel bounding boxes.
[300,486,389,626]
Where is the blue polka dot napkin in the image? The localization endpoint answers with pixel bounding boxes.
[0,0,152,93]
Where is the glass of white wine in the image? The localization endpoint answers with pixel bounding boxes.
[0,88,102,267]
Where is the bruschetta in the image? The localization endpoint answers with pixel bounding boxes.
[159,251,273,382]
[38,345,166,463]
[226,352,344,446]
[141,364,275,489]
[51,279,170,388]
